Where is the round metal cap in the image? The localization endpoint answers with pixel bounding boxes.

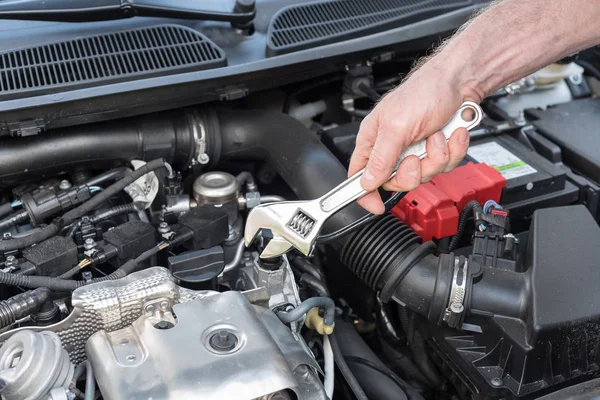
[193,172,239,204]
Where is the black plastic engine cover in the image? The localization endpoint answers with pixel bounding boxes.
[432,205,600,399]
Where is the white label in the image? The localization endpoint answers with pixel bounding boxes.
[467,142,537,179]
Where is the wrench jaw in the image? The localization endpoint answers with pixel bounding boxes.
[244,201,316,258]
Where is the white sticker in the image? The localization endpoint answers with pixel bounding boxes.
[467,142,537,180]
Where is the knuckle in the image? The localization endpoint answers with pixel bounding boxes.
[368,150,390,175]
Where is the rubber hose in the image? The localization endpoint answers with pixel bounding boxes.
[0,203,12,219]
[277,297,335,326]
[85,360,95,400]
[89,203,137,224]
[292,257,325,281]
[335,320,409,400]
[576,60,600,81]
[215,109,368,237]
[235,171,257,191]
[83,167,132,187]
[330,331,369,400]
[0,109,199,187]
[299,273,330,297]
[341,214,422,290]
[448,200,483,251]
[0,210,30,232]
[0,288,50,329]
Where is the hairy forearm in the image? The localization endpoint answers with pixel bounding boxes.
[434,0,600,101]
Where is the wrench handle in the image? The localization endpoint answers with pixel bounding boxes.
[319,101,483,213]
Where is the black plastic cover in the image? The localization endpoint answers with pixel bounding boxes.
[177,206,229,250]
[168,246,224,290]
[0,24,226,101]
[22,236,77,276]
[267,0,472,56]
[103,220,156,262]
[529,98,600,183]
[435,205,600,398]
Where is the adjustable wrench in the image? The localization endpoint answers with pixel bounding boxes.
[245,101,483,258]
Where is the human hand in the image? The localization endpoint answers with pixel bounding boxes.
[348,59,478,214]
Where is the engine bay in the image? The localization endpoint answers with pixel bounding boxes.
[1,2,600,399]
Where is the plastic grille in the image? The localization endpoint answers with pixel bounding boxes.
[267,0,472,56]
[0,24,226,99]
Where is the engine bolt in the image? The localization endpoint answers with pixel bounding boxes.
[158,222,171,235]
[83,238,96,251]
[4,255,17,268]
[197,153,210,165]
[145,304,156,314]
[209,330,238,352]
[490,377,504,387]
[159,300,169,310]
[154,320,174,330]
[59,180,72,190]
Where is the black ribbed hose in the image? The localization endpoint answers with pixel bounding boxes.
[0,288,50,329]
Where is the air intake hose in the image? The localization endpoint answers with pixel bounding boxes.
[209,108,368,235]
[341,214,528,325]
[0,108,207,187]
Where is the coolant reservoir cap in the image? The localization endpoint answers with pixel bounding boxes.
[193,171,239,204]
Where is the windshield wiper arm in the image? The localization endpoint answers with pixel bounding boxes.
[0,0,255,24]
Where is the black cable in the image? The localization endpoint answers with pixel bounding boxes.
[292,257,326,282]
[317,191,405,244]
[0,210,30,232]
[0,158,165,252]
[358,83,382,102]
[277,297,335,326]
[299,273,330,297]
[89,203,137,224]
[0,202,12,219]
[576,60,600,81]
[344,356,414,398]
[66,203,138,238]
[448,200,483,251]
[331,332,369,400]
[83,167,131,187]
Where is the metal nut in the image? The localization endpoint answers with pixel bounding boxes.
[145,304,156,314]
[245,192,261,209]
[159,301,169,311]
[59,180,72,190]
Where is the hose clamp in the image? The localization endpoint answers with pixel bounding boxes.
[443,257,468,329]
[190,111,209,166]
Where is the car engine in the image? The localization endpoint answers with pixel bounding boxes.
[1,1,600,399]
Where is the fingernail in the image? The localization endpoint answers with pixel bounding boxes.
[361,168,376,190]
[404,157,420,177]
[458,129,469,144]
[433,131,446,148]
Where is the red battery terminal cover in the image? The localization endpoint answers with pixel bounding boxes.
[391,162,506,241]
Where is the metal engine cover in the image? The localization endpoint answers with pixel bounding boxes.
[85,290,326,400]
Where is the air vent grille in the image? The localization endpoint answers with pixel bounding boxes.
[0,24,226,99]
[267,0,472,56]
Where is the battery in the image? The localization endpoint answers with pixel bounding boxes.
[467,134,580,217]
[321,122,581,222]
